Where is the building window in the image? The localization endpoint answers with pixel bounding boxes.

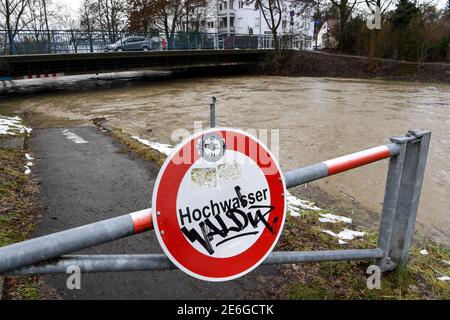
[239,1,244,8]
[238,18,243,28]
[255,17,260,27]
[207,21,214,29]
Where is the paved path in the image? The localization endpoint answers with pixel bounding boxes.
[31,126,281,300]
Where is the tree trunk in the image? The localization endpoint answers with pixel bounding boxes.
[42,0,52,53]
[5,0,15,54]
[339,5,346,51]
[272,29,279,51]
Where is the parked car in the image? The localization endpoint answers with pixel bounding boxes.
[105,37,152,52]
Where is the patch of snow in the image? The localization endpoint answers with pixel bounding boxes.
[62,129,88,144]
[286,191,321,217]
[322,228,366,245]
[319,213,352,224]
[437,276,450,281]
[0,115,32,136]
[441,260,450,266]
[420,249,429,255]
[132,136,174,156]
[24,153,34,175]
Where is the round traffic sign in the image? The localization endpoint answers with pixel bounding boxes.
[152,128,287,282]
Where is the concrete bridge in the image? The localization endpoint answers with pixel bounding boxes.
[0,50,267,79]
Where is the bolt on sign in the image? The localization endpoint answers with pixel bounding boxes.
[152,128,287,282]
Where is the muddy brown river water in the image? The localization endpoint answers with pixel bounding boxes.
[4,75,450,245]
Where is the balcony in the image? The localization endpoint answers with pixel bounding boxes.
[218,26,235,34]
[218,9,235,17]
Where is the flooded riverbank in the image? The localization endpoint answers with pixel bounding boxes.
[2,75,449,245]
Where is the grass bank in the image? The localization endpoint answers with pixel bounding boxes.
[261,51,450,84]
[0,108,41,300]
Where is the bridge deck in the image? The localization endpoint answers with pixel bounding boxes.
[0,50,268,78]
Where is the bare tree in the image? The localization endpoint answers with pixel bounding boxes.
[184,0,208,33]
[98,0,126,42]
[151,0,185,49]
[329,0,357,50]
[127,0,155,36]
[41,0,51,52]
[0,0,32,54]
[55,3,82,53]
[249,0,283,51]
[80,0,99,52]
[249,0,315,51]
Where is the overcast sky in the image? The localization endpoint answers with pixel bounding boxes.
[56,0,448,14]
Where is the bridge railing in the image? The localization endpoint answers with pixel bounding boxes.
[0,29,314,55]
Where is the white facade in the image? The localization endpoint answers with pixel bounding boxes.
[189,0,315,50]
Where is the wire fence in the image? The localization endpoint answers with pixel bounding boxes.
[0,29,314,55]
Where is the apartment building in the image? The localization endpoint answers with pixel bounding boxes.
[187,0,315,50]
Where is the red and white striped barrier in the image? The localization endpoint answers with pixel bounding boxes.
[23,72,65,79]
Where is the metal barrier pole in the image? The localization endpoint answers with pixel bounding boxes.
[0,209,152,274]
[210,96,217,128]
[284,143,400,189]
[9,249,384,276]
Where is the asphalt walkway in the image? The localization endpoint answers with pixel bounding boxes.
[31,126,281,300]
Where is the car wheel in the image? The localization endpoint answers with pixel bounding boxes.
[143,47,149,51]
[117,48,123,52]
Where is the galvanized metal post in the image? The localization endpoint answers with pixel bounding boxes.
[210,96,217,128]
[390,130,431,269]
[377,140,408,271]
[377,130,431,271]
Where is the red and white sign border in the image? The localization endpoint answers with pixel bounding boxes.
[152,128,287,282]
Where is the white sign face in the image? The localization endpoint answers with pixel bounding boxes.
[153,128,287,282]
[176,149,271,258]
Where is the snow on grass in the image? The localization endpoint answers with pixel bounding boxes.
[437,276,450,281]
[24,153,33,175]
[286,191,321,217]
[322,229,366,245]
[0,115,32,136]
[442,260,450,266]
[132,136,175,156]
[319,213,352,224]
[420,249,429,255]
